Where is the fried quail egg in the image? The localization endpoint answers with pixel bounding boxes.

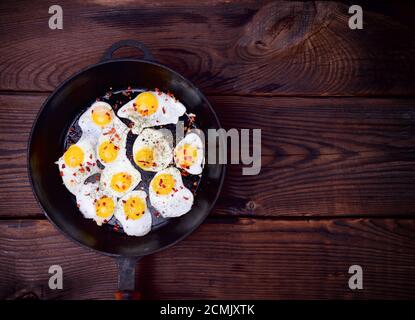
[149,167,194,218]
[96,119,129,166]
[56,136,100,195]
[174,132,204,175]
[79,101,117,139]
[117,90,186,134]
[76,181,117,226]
[100,158,141,198]
[132,128,173,172]
[114,190,152,236]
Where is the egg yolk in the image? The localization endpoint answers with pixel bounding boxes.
[175,144,198,169]
[134,147,155,169]
[110,172,133,193]
[124,197,146,220]
[63,145,84,168]
[98,141,119,163]
[151,173,175,195]
[135,92,158,117]
[95,196,115,218]
[91,105,112,126]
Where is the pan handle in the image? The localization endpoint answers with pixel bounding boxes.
[115,256,141,300]
[101,39,155,62]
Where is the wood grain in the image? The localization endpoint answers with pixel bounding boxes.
[0,1,415,95]
[2,94,415,217]
[1,218,415,299]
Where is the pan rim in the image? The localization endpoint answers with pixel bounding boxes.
[27,57,226,257]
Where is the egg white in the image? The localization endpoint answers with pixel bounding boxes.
[100,157,142,198]
[96,117,129,166]
[117,91,186,134]
[132,128,173,172]
[149,167,194,218]
[76,181,117,226]
[114,190,152,236]
[174,132,204,175]
[56,136,101,195]
[78,101,117,140]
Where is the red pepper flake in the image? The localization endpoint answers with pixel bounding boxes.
[104,127,116,135]
[73,172,77,176]
[87,162,93,166]
[183,196,189,200]
[154,211,160,217]
[61,164,66,169]
[162,107,166,114]
[95,175,100,181]
[122,200,126,204]
[114,146,119,150]
[181,170,189,177]
[89,154,93,160]
[76,203,80,208]
[59,171,64,176]
[86,167,91,172]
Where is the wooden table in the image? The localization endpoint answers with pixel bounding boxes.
[1,0,415,299]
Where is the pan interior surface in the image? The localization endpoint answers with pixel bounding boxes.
[28,60,225,256]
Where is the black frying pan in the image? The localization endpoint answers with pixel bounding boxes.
[28,40,225,299]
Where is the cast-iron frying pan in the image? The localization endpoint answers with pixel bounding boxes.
[28,40,225,299]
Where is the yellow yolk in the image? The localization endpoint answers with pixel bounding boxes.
[123,197,146,220]
[63,145,84,168]
[151,173,175,195]
[135,92,158,117]
[91,105,112,126]
[95,196,115,218]
[175,143,198,169]
[134,147,154,169]
[110,172,133,193]
[98,141,119,163]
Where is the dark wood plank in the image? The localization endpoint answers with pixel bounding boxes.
[2,94,415,217]
[1,218,415,299]
[0,1,415,95]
